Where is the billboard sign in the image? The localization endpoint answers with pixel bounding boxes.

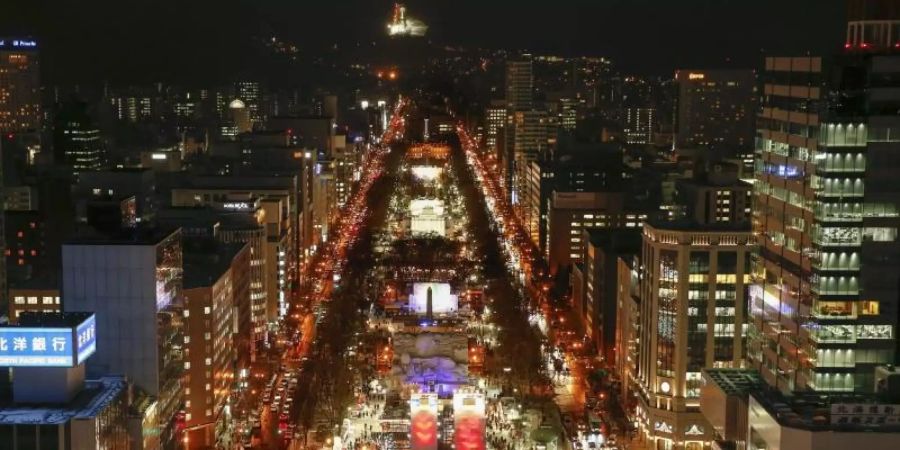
[76,314,97,364]
[0,314,96,367]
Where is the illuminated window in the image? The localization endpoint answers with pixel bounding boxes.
[14,297,25,305]
[715,274,737,283]
[860,301,879,316]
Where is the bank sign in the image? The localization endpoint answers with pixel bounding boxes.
[0,314,96,367]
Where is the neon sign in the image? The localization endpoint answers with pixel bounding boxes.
[0,314,96,367]
[1,39,38,48]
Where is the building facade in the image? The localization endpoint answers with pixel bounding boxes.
[183,242,242,448]
[631,221,752,450]
[0,38,40,132]
[749,51,900,393]
[545,191,648,274]
[62,228,185,449]
[675,69,756,159]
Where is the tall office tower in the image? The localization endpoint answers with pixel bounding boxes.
[505,55,534,111]
[0,39,40,307]
[675,69,756,159]
[509,110,547,207]
[622,76,655,144]
[749,9,900,393]
[235,80,263,127]
[624,107,655,144]
[53,100,104,172]
[630,221,752,450]
[484,100,506,152]
[183,240,246,447]
[63,228,185,449]
[0,38,41,132]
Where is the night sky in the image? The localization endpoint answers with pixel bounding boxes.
[3,0,846,84]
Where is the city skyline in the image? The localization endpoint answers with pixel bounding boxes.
[2,0,845,84]
[2,1,900,450]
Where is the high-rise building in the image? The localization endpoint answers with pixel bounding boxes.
[624,107,655,145]
[749,48,900,392]
[675,69,756,159]
[699,4,900,450]
[628,220,752,450]
[235,80,263,127]
[545,191,649,274]
[53,100,105,172]
[183,240,246,447]
[570,229,641,362]
[0,38,41,132]
[62,228,185,449]
[505,56,534,111]
[510,110,547,206]
[484,100,506,152]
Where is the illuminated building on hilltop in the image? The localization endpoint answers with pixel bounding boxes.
[387,3,428,37]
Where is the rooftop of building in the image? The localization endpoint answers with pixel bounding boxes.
[0,376,126,425]
[703,368,765,397]
[157,206,262,232]
[676,175,751,190]
[646,218,752,233]
[183,240,248,289]
[84,167,151,174]
[751,385,900,433]
[584,227,642,251]
[66,226,178,246]
[8,271,60,291]
[174,174,296,190]
[14,312,92,328]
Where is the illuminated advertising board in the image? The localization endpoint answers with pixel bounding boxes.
[409,392,438,450]
[0,314,96,367]
[453,391,486,450]
[76,314,98,364]
[0,39,38,49]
